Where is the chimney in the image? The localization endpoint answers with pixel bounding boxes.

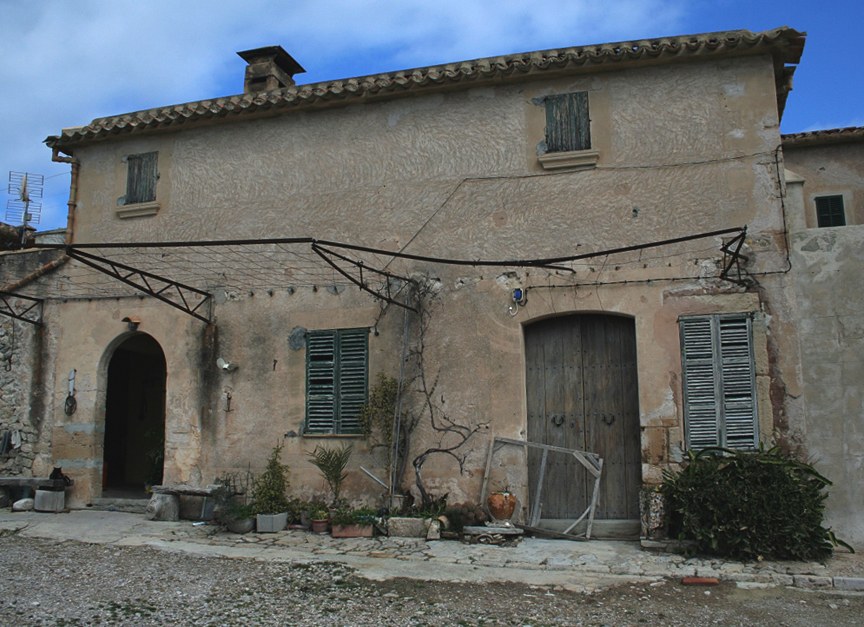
[237,46,305,94]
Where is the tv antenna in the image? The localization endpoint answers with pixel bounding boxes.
[7,171,44,246]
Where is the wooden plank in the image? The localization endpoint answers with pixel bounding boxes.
[0,477,66,489]
[531,447,548,526]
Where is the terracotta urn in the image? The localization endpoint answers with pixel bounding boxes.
[487,491,517,521]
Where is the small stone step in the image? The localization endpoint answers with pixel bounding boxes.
[89,497,149,514]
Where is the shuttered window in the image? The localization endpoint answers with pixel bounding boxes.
[124,152,158,205]
[815,195,846,227]
[680,313,758,450]
[545,92,591,152]
[305,328,368,435]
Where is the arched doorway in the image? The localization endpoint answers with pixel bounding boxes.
[524,313,641,534]
[102,333,166,497]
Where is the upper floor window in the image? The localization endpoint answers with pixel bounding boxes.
[815,195,846,227]
[305,328,368,435]
[124,152,158,205]
[538,92,598,170]
[680,313,758,451]
[545,92,591,152]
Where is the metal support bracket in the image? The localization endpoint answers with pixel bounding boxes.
[720,227,749,285]
[66,247,212,323]
[0,290,43,326]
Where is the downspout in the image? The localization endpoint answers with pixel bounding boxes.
[51,146,79,245]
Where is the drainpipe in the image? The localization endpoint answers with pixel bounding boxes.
[51,146,79,245]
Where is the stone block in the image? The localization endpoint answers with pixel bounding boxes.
[387,517,429,537]
[145,493,179,521]
[832,577,864,591]
[426,519,441,540]
[792,575,833,589]
[34,489,65,512]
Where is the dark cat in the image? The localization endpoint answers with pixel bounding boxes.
[49,467,73,486]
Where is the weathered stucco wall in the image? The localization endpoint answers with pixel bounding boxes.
[30,52,806,512]
[790,226,864,545]
[785,143,864,545]
[784,141,864,228]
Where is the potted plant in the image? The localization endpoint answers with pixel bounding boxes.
[487,488,517,522]
[213,470,256,534]
[224,501,256,533]
[252,444,290,532]
[310,507,330,534]
[331,506,376,538]
[307,444,353,506]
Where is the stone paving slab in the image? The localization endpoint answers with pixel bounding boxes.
[0,509,861,592]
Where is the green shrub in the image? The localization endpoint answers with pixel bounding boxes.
[251,444,290,515]
[662,446,851,560]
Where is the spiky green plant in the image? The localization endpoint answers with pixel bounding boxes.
[307,444,353,505]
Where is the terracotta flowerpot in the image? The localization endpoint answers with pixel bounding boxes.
[311,519,329,534]
[487,492,517,521]
[331,523,374,538]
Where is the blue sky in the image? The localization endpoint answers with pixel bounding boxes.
[1,0,861,231]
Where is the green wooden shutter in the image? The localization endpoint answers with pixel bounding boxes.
[125,152,158,204]
[681,317,720,449]
[305,328,368,435]
[545,92,591,152]
[815,195,846,227]
[306,331,337,434]
[336,329,368,434]
[718,316,758,449]
[680,314,757,450]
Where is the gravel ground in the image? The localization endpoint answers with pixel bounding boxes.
[2,536,863,626]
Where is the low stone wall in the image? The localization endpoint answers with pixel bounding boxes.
[0,319,39,476]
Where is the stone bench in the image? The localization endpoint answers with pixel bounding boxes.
[0,477,70,512]
[0,477,67,490]
[146,484,220,522]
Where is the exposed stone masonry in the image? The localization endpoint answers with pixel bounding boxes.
[0,318,37,476]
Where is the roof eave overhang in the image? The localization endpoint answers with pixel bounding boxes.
[782,126,864,149]
[46,26,805,151]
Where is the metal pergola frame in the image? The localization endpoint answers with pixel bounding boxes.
[0,226,749,326]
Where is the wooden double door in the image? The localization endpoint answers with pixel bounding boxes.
[525,314,641,520]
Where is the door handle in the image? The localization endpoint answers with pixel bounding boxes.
[551,414,565,427]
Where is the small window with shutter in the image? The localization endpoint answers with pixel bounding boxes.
[815,195,846,227]
[545,92,591,153]
[124,152,158,205]
[538,92,598,170]
[680,313,758,450]
[305,328,368,435]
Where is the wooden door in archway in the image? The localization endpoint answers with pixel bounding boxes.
[103,333,166,497]
[525,314,641,520]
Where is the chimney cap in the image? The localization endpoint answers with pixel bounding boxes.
[237,46,305,77]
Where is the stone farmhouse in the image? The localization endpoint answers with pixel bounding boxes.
[1,26,860,542]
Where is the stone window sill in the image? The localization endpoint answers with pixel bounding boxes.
[116,201,160,219]
[538,149,599,171]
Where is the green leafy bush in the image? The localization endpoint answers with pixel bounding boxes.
[251,444,290,515]
[662,446,851,560]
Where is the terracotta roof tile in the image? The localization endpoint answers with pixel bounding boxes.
[46,26,804,149]
[782,126,864,148]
